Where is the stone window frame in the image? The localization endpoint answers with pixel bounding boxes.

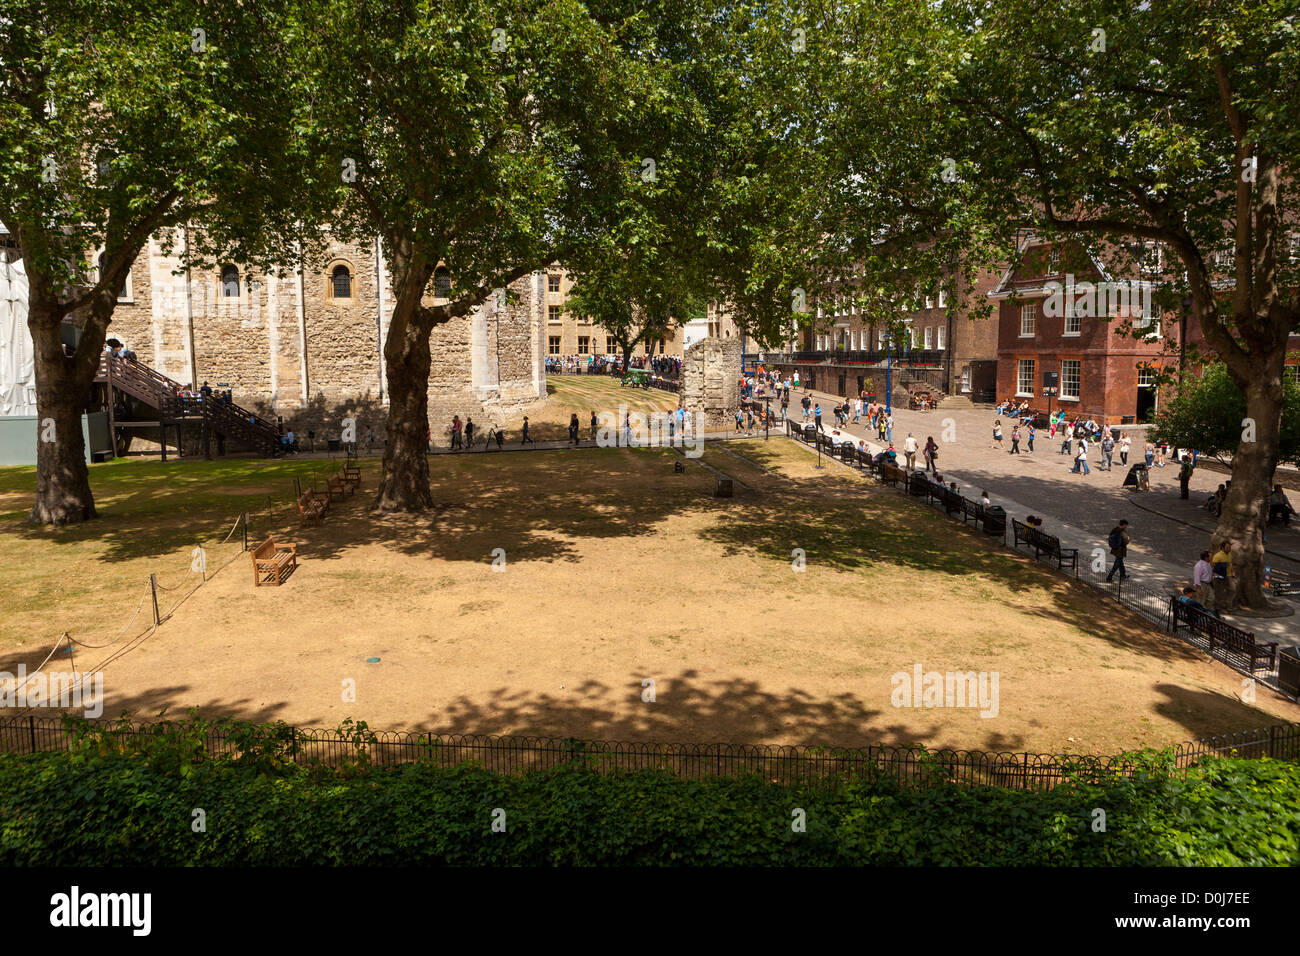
[548,336,561,355]
[325,259,357,303]
[548,273,562,294]
[578,335,590,355]
[220,264,241,299]
[548,304,562,323]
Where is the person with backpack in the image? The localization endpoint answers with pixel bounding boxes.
[1106,520,1130,582]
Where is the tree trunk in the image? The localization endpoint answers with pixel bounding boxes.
[1212,372,1284,610]
[373,297,434,513]
[27,302,98,525]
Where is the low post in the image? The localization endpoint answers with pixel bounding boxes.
[242,512,248,552]
[149,573,160,626]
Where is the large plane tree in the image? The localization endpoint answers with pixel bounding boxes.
[1,0,307,525]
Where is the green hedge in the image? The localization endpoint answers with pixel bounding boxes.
[2,719,1298,865]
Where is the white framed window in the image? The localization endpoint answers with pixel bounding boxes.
[937,288,947,308]
[1138,366,1157,386]
[1017,359,1035,397]
[1060,359,1081,400]
[936,327,946,350]
[909,326,918,348]
[1049,249,1060,274]
[960,365,971,392]
[1020,303,1037,336]
[1140,242,1165,274]
[923,327,933,349]
[1064,299,1081,335]
[925,296,934,310]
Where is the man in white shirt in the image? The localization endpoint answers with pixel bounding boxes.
[903,433,919,470]
[1193,550,1216,612]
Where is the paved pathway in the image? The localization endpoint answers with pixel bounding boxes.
[788,389,1300,643]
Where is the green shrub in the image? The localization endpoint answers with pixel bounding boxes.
[1,718,1297,866]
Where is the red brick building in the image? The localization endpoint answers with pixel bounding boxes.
[990,235,1178,425]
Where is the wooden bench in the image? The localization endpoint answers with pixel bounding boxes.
[1169,598,1278,672]
[938,486,964,516]
[962,498,986,526]
[326,475,348,501]
[297,491,327,527]
[342,464,362,490]
[878,461,906,486]
[1012,519,1079,571]
[251,535,297,587]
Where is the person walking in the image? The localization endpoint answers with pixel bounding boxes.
[1144,441,1156,469]
[1072,437,1091,475]
[1179,454,1195,499]
[569,413,580,445]
[885,413,894,444]
[814,403,823,432]
[1059,427,1072,456]
[923,435,938,474]
[991,419,1003,449]
[522,416,535,445]
[1010,425,1021,454]
[1105,520,1130,582]
[852,397,862,423]
[465,417,475,447]
[1100,432,1114,471]
[450,415,463,450]
[1026,423,1035,453]
[591,410,599,442]
[1193,550,1217,614]
[801,394,811,421]
[1118,432,1131,465]
[903,433,918,470]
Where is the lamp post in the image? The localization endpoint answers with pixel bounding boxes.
[883,331,894,416]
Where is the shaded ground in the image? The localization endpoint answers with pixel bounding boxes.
[0,442,1295,753]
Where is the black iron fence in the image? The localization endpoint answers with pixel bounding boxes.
[784,421,1297,693]
[1,713,1296,790]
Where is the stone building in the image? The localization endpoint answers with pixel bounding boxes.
[96,229,548,439]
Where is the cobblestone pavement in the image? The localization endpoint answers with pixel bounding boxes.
[788,388,1300,642]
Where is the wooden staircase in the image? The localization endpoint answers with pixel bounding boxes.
[94,356,283,458]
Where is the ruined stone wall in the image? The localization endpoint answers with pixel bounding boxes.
[682,335,741,433]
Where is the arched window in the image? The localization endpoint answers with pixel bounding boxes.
[221,265,240,298]
[434,267,451,298]
[331,264,352,299]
